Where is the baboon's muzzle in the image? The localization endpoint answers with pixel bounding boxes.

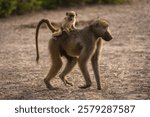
[68,16,74,21]
[102,30,113,41]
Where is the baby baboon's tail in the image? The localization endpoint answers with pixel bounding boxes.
[35,19,58,63]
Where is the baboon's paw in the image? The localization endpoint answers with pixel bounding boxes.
[79,84,91,89]
[45,84,57,90]
[97,86,101,90]
[64,79,73,86]
[44,79,57,90]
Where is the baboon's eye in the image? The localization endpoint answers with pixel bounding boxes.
[70,14,74,17]
[102,25,108,29]
[95,23,99,27]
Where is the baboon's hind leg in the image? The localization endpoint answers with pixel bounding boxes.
[59,56,77,86]
[44,43,62,90]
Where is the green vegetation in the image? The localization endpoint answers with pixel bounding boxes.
[0,0,42,17]
[0,0,128,17]
[0,0,17,17]
[102,0,127,4]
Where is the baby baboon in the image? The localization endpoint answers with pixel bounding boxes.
[36,19,113,90]
[52,11,77,37]
[35,11,77,61]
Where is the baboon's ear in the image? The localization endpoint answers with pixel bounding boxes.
[99,19,109,28]
[66,12,69,16]
[95,21,100,27]
[76,12,77,16]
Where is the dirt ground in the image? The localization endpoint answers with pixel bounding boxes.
[0,1,150,100]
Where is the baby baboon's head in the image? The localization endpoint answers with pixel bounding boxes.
[66,11,77,21]
[92,19,113,41]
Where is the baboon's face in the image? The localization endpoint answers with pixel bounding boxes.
[93,20,113,41]
[102,27,113,41]
[66,11,77,21]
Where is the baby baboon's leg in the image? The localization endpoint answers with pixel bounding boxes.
[78,49,92,89]
[52,29,62,37]
[44,42,62,90]
[71,25,76,30]
[91,39,102,90]
[59,56,77,86]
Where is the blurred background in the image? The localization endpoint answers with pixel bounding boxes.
[0,0,143,17]
[0,0,149,99]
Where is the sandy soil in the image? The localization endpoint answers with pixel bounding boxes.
[0,2,150,99]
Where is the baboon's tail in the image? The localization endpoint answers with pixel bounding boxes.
[35,19,58,63]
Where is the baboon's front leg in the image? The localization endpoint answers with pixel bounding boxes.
[52,29,62,37]
[59,56,77,86]
[78,49,92,89]
[91,39,102,90]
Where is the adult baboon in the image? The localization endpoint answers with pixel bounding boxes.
[36,19,113,90]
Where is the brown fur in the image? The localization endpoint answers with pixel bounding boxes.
[52,11,77,37]
[36,19,113,90]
